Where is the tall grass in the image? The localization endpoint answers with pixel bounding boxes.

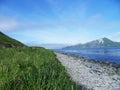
[0,47,81,90]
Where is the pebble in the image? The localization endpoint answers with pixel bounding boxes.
[55,52,120,90]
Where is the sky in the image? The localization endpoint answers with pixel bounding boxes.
[0,0,120,45]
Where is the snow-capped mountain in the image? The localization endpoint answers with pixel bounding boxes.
[63,37,120,49]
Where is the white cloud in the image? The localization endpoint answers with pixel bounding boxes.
[86,14,103,27]
[0,18,41,32]
[0,18,19,31]
[35,14,102,29]
[46,0,88,20]
[103,22,120,30]
[108,32,120,42]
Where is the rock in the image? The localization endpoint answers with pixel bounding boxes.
[0,44,5,48]
[117,68,120,75]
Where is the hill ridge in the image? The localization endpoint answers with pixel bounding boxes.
[0,31,25,48]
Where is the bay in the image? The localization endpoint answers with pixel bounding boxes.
[54,48,120,64]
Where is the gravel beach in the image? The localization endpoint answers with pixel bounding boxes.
[55,52,120,90]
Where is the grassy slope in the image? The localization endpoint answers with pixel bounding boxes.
[0,47,81,90]
[0,32,24,47]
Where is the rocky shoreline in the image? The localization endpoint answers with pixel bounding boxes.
[55,52,120,90]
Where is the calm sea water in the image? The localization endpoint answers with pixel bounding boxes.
[54,48,120,64]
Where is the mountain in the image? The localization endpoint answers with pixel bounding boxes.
[63,37,120,49]
[39,44,68,49]
[0,32,25,48]
[27,42,68,49]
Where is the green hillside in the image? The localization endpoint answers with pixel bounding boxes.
[0,32,81,89]
[0,32,25,48]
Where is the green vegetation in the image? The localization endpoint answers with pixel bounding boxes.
[0,47,80,90]
[0,32,24,48]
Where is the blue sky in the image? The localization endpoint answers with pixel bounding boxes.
[0,0,120,45]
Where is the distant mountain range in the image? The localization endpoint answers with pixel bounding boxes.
[0,32,25,48]
[39,44,69,49]
[63,37,120,49]
[1,31,120,49]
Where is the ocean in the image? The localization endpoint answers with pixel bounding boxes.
[54,48,120,64]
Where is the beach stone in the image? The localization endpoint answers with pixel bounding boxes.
[117,68,120,75]
[0,44,5,48]
[55,52,120,90]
